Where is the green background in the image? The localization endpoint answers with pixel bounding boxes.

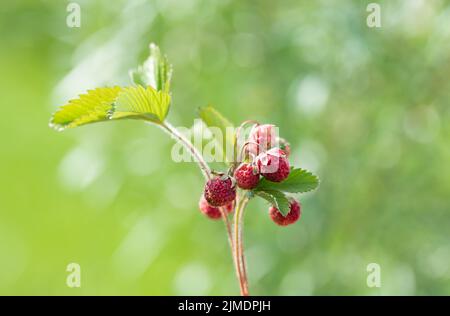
[0,0,449,295]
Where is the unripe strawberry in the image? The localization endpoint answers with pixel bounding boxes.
[199,195,233,220]
[247,124,277,156]
[256,148,290,182]
[234,163,260,190]
[204,176,236,207]
[269,199,301,226]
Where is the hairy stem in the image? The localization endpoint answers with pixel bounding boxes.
[160,121,212,180]
[238,195,249,290]
[234,194,250,296]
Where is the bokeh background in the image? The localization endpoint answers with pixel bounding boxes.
[0,0,449,295]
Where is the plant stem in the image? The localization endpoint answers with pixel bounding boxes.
[238,196,249,290]
[158,120,246,295]
[234,193,250,295]
[160,121,212,180]
[159,121,235,243]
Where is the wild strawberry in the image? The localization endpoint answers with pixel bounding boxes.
[256,148,290,182]
[199,195,233,220]
[247,124,277,156]
[269,199,301,226]
[204,176,236,207]
[234,163,260,190]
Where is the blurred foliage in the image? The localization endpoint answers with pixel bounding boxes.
[0,0,449,295]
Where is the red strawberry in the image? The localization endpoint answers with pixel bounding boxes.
[234,163,260,190]
[199,195,233,220]
[204,176,236,207]
[269,199,301,226]
[256,148,290,182]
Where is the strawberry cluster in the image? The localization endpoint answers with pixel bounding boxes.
[199,123,301,226]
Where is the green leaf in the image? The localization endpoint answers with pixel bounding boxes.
[130,43,173,92]
[256,168,319,193]
[198,105,234,163]
[109,85,171,123]
[50,85,171,131]
[49,87,122,131]
[255,189,290,217]
[50,43,173,131]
